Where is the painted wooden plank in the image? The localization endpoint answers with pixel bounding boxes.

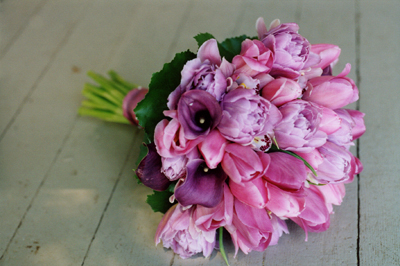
[258,1,359,265]
[359,0,400,265]
[0,0,91,136]
[0,0,93,256]
[0,1,144,264]
[0,0,47,58]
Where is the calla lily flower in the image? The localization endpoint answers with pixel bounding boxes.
[177,90,222,140]
[175,159,227,208]
[136,143,171,191]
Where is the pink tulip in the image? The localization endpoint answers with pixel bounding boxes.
[302,64,359,109]
[161,155,187,181]
[315,183,346,213]
[265,183,306,217]
[269,213,289,245]
[154,118,203,158]
[155,204,216,259]
[319,106,341,135]
[265,152,308,190]
[194,184,234,231]
[225,198,273,256]
[198,130,227,169]
[221,143,269,184]
[261,77,302,106]
[229,175,269,209]
[232,39,274,77]
[167,39,234,109]
[290,186,331,240]
[310,44,341,70]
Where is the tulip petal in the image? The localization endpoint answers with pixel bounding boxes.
[265,152,308,190]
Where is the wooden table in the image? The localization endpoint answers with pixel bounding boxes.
[1,0,399,265]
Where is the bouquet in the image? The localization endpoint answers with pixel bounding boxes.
[79,17,365,264]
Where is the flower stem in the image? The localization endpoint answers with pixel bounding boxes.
[219,227,230,266]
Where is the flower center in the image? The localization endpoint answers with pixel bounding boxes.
[195,110,212,130]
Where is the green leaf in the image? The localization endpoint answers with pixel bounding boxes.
[218,35,249,61]
[146,190,174,213]
[135,50,196,139]
[194,32,215,47]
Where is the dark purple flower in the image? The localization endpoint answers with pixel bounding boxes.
[175,159,227,208]
[136,143,171,191]
[177,90,222,140]
[218,88,281,145]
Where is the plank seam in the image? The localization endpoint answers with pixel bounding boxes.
[163,0,195,63]
[0,0,49,61]
[0,2,91,259]
[0,2,90,144]
[355,0,361,265]
[80,135,137,266]
[0,115,79,261]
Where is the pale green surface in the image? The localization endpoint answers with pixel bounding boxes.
[0,0,398,265]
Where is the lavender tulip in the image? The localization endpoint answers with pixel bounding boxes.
[175,159,227,208]
[218,88,282,145]
[155,204,216,259]
[177,90,222,140]
[314,141,359,184]
[161,155,188,181]
[274,100,327,152]
[328,109,365,147]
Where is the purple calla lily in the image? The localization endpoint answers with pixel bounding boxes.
[177,90,222,140]
[136,143,171,191]
[175,159,227,208]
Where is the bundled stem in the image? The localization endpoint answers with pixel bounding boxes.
[78,70,137,124]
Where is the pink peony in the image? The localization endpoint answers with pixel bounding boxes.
[274,100,327,152]
[168,39,234,109]
[256,18,320,79]
[155,204,216,259]
[218,88,282,144]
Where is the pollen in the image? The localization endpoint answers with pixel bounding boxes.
[203,167,209,173]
